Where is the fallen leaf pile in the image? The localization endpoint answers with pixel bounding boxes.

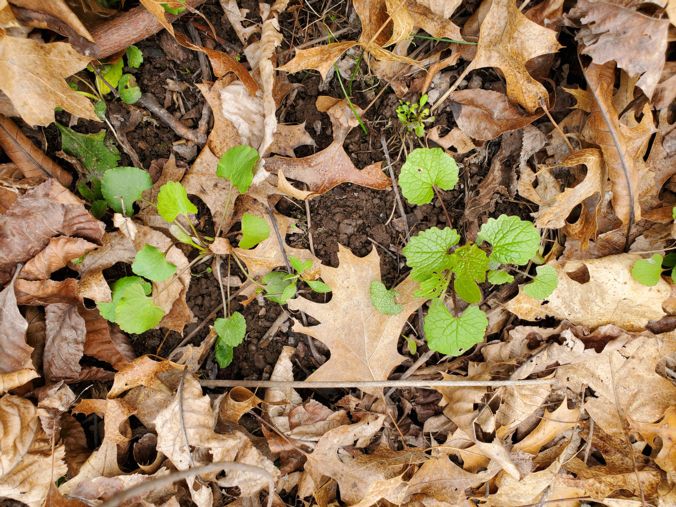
[0,0,674,505]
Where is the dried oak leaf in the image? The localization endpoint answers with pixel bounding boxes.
[266,98,390,196]
[506,254,670,331]
[288,246,425,393]
[582,63,655,225]
[0,395,67,506]
[466,0,561,113]
[640,111,675,220]
[0,179,104,284]
[269,123,316,157]
[450,89,543,141]
[631,406,676,474]
[570,0,669,100]
[0,30,97,126]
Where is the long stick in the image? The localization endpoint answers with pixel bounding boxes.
[200,378,553,389]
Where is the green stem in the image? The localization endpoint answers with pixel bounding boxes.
[335,64,368,135]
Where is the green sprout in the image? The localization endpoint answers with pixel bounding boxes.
[396,94,435,138]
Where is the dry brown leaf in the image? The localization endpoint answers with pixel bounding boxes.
[60,398,135,495]
[288,246,425,392]
[466,0,561,113]
[527,149,604,229]
[21,236,97,281]
[182,80,240,231]
[0,369,37,394]
[35,381,75,440]
[269,123,316,157]
[631,406,676,474]
[583,63,654,225]
[81,308,135,371]
[571,0,669,99]
[15,277,80,306]
[428,126,475,154]
[506,255,670,330]
[9,0,94,41]
[0,31,97,126]
[384,0,463,46]
[44,303,86,382]
[641,112,676,218]
[139,0,177,36]
[217,387,262,424]
[513,400,580,455]
[278,41,358,80]
[450,89,543,141]
[0,115,72,185]
[220,0,257,44]
[0,179,104,284]
[67,469,174,505]
[0,273,32,373]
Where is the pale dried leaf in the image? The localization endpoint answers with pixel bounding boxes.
[278,42,357,80]
[269,123,316,157]
[0,369,37,394]
[0,273,32,373]
[506,255,670,330]
[0,394,37,476]
[288,246,425,393]
[44,303,86,381]
[428,126,476,154]
[10,0,94,41]
[81,308,135,370]
[21,236,97,281]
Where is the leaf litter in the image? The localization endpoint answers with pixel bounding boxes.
[0,0,674,505]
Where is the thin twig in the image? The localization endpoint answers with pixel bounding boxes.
[305,200,315,256]
[540,99,574,154]
[98,461,275,507]
[431,64,472,113]
[381,135,410,241]
[385,349,435,398]
[137,93,207,144]
[200,378,553,389]
[266,205,292,273]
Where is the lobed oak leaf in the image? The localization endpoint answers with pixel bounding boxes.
[288,246,425,393]
[0,31,98,126]
[466,0,561,113]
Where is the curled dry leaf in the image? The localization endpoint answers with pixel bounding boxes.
[0,115,72,185]
[450,89,543,141]
[288,246,425,393]
[571,0,669,99]
[506,254,670,330]
[428,126,475,154]
[383,0,463,47]
[466,0,561,113]
[0,369,38,395]
[9,0,94,44]
[278,41,358,80]
[44,303,86,382]
[21,236,97,281]
[217,386,261,424]
[0,273,33,373]
[269,123,316,157]
[0,31,97,126]
[0,179,104,284]
[81,308,135,371]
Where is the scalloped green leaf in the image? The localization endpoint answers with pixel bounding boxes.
[132,244,176,282]
[423,300,487,357]
[398,147,459,205]
[216,144,259,193]
[214,311,247,368]
[631,254,664,287]
[403,227,460,280]
[478,214,540,266]
[98,276,163,334]
[239,213,270,249]
[523,264,558,300]
[157,181,197,223]
[101,167,152,215]
[57,124,120,175]
[369,281,402,315]
[487,269,514,285]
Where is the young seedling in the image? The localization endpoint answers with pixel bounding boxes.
[261,256,331,304]
[392,148,557,357]
[396,94,435,138]
[98,276,165,334]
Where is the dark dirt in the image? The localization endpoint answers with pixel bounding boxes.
[23,0,546,411]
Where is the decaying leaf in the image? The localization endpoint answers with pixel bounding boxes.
[506,254,670,330]
[0,31,97,126]
[44,303,86,382]
[450,89,543,141]
[571,0,669,99]
[466,0,561,112]
[0,272,32,373]
[288,246,425,392]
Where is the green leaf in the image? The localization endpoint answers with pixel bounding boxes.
[57,124,120,175]
[157,181,197,222]
[96,57,124,95]
[161,0,186,14]
[91,200,108,218]
[523,265,558,300]
[290,256,313,275]
[118,74,141,104]
[125,45,143,68]
[101,167,152,215]
[239,213,269,249]
[398,147,459,205]
[169,223,202,250]
[478,215,540,266]
[94,100,107,120]
[487,269,514,285]
[98,276,163,334]
[405,336,417,355]
[216,145,260,193]
[369,281,402,315]
[262,271,297,304]
[631,254,664,287]
[415,272,449,300]
[448,244,489,304]
[423,300,487,357]
[132,245,176,282]
[307,280,332,293]
[403,227,460,280]
[214,312,246,347]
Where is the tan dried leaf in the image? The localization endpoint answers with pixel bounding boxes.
[0,369,37,394]
[44,303,86,381]
[139,0,176,36]
[0,273,32,373]
[9,0,94,41]
[631,406,676,474]
[0,31,97,126]
[278,41,358,80]
[513,399,580,455]
[428,126,475,154]
[269,123,316,157]
[506,255,670,330]
[384,0,463,46]
[466,0,561,112]
[450,89,542,141]
[21,236,97,281]
[288,246,425,392]
[81,308,135,370]
[571,0,669,99]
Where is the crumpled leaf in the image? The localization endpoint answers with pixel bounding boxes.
[450,89,543,141]
[0,273,32,373]
[506,254,670,330]
[21,236,97,281]
[268,123,315,157]
[465,0,561,113]
[0,31,98,126]
[44,303,86,382]
[288,246,425,393]
[266,98,390,196]
[571,0,669,99]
